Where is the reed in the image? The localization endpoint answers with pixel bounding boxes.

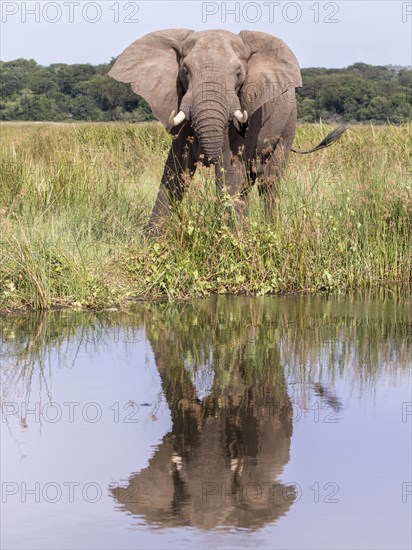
[0,122,411,310]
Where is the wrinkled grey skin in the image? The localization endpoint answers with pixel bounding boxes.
[109,29,313,229]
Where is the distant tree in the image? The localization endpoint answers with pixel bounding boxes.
[297,64,412,123]
[0,59,410,123]
[68,95,103,120]
[398,69,412,87]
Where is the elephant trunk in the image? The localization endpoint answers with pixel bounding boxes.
[190,85,230,164]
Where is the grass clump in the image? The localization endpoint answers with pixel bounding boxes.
[0,121,411,310]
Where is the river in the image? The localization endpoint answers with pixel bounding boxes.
[1,292,411,549]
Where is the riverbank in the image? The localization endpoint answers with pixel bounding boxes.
[1,122,411,311]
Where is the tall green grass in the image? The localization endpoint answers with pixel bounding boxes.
[0,121,411,310]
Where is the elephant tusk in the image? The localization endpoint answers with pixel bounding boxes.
[234,110,248,124]
[169,110,186,127]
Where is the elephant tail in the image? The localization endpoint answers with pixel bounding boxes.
[291,124,348,155]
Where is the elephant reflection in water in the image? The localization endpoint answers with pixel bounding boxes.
[111,298,296,530]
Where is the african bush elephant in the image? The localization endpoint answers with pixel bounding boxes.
[109,29,346,230]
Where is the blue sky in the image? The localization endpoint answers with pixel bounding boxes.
[0,1,411,68]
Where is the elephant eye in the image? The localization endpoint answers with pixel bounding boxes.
[236,68,242,77]
[182,65,189,76]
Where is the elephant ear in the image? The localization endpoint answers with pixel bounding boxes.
[108,29,194,128]
[239,31,302,116]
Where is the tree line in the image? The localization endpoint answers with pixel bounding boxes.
[0,59,410,123]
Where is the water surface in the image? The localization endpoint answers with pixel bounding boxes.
[1,292,411,549]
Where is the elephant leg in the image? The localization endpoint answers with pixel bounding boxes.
[147,126,196,232]
[257,102,296,216]
[215,135,250,217]
[257,142,290,215]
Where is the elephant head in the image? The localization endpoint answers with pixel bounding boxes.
[109,29,302,163]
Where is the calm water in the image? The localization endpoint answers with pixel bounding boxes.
[1,293,411,549]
